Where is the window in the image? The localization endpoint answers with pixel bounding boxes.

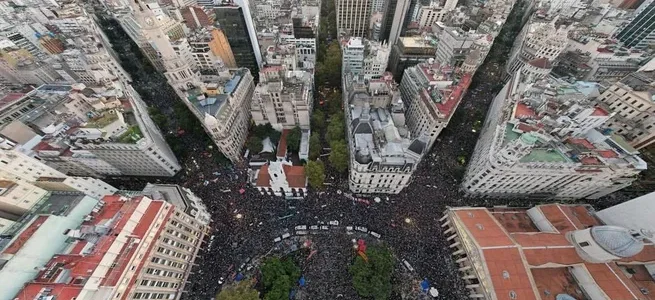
[579,241,590,247]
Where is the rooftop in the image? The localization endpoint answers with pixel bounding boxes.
[446,204,655,300]
[14,195,172,300]
[0,93,26,111]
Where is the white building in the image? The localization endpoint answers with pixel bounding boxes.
[7,83,182,177]
[434,25,480,68]
[251,66,313,130]
[253,161,307,197]
[142,183,212,226]
[506,18,569,76]
[462,71,646,200]
[343,73,428,194]
[336,0,372,37]
[183,69,255,163]
[399,61,473,149]
[342,37,390,79]
[0,144,117,200]
[599,68,655,150]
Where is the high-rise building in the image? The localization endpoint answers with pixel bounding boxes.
[342,37,390,79]
[506,19,569,76]
[462,70,646,200]
[180,6,213,30]
[399,61,472,149]
[441,203,655,300]
[388,35,438,81]
[214,0,262,81]
[182,68,255,162]
[599,68,655,150]
[615,0,655,50]
[3,83,182,177]
[118,1,187,72]
[336,0,372,37]
[0,192,112,299]
[142,183,212,226]
[343,72,428,194]
[0,141,118,200]
[10,194,210,300]
[208,28,237,68]
[251,66,313,129]
[434,25,479,68]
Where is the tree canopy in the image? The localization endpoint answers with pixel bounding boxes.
[329,140,349,173]
[350,246,394,300]
[261,257,301,300]
[306,160,326,189]
[326,113,345,144]
[309,133,322,160]
[246,136,263,154]
[287,126,302,153]
[311,110,326,131]
[252,123,281,145]
[216,281,259,300]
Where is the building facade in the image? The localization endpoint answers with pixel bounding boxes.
[251,66,313,129]
[399,61,472,149]
[442,204,655,300]
[599,69,655,150]
[614,0,655,50]
[343,73,428,194]
[336,0,372,37]
[183,69,255,163]
[462,71,645,200]
[13,194,211,300]
[506,19,569,77]
[214,1,262,82]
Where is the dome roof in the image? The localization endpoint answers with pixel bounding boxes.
[590,226,644,258]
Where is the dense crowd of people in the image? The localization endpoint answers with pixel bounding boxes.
[105,60,631,299]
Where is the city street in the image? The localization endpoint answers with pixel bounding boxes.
[96,13,633,299]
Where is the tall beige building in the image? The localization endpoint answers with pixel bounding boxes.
[599,68,655,150]
[336,0,372,37]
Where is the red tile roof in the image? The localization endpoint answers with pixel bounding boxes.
[450,204,655,300]
[0,93,26,110]
[586,263,643,300]
[454,209,514,248]
[597,149,619,159]
[523,247,583,266]
[14,196,172,300]
[277,129,289,157]
[3,215,49,255]
[581,156,603,165]
[592,107,609,116]
[516,123,538,133]
[255,164,271,187]
[568,138,596,150]
[282,165,306,188]
[435,73,472,119]
[527,57,552,69]
[514,103,536,119]
[483,247,537,300]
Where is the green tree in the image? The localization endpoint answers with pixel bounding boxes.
[316,42,342,89]
[329,140,349,172]
[261,257,301,300]
[306,160,326,189]
[216,281,259,300]
[326,114,345,143]
[309,133,322,160]
[286,126,302,152]
[246,136,263,153]
[327,91,343,116]
[350,246,394,300]
[311,110,326,131]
